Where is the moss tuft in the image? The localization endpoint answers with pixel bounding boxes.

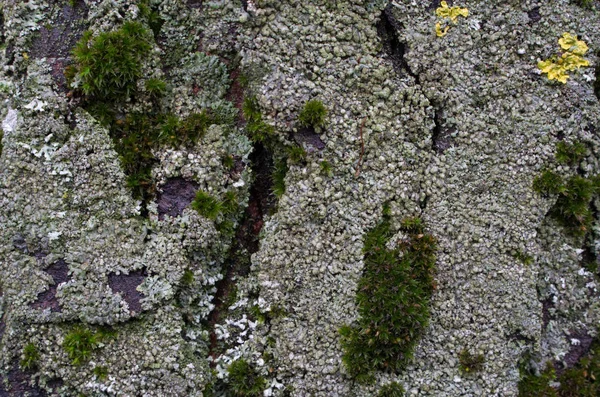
[556,141,587,165]
[339,209,437,383]
[243,96,276,143]
[20,343,40,370]
[378,382,405,397]
[71,21,152,102]
[458,349,485,374]
[319,160,332,176]
[93,366,109,380]
[191,191,223,220]
[63,327,99,365]
[227,359,266,397]
[286,145,306,163]
[518,362,557,397]
[298,99,327,128]
[181,269,195,286]
[533,170,565,196]
[272,158,289,198]
[145,78,167,98]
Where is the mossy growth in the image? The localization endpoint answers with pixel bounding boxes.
[518,362,557,397]
[572,0,594,9]
[319,160,332,177]
[181,269,195,286]
[145,78,167,98]
[63,327,99,365]
[339,208,437,383]
[70,21,152,101]
[533,171,600,237]
[272,158,289,198]
[223,154,235,169]
[556,141,587,166]
[93,366,109,380]
[63,326,116,366]
[191,191,223,220]
[298,99,327,129]
[227,359,266,397]
[138,0,164,39]
[286,145,306,164]
[518,338,600,396]
[458,349,485,374]
[377,382,405,397]
[514,250,534,266]
[20,343,40,370]
[242,96,276,144]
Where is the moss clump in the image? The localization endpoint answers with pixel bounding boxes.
[145,78,166,98]
[286,145,306,163]
[272,158,289,198]
[181,269,195,286]
[191,191,223,220]
[339,210,437,383]
[20,343,40,370]
[558,338,600,396]
[518,338,600,396]
[243,96,276,143]
[227,359,266,397]
[458,349,485,374]
[518,362,557,397]
[93,366,109,380]
[298,99,327,128]
[533,170,565,196]
[514,250,534,266]
[533,171,600,237]
[319,160,332,176]
[556,141,587,165]
[63,327,99,365]
[71,21,152,101]
[377,382,405,397]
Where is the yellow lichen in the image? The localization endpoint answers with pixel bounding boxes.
[436,22,449,38]
[434,1,468,38]
[558,32,589,56]
[538,33,590,84]
[436,1,469,23]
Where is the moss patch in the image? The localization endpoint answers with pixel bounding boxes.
[339,209,437,383]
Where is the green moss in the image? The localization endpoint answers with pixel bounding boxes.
[272,158,288,198]
[557,338,600,396]
[533,170,600,237]
[339,210,437,383]
[556,141,587,165]
[377,382,405,397]
[518,362,557,397]
[20,343,39,370]
[181,269,195,286]
[243,96,276,143]
[191,191,223,220]
[63,326,99,365]
[145,78,166,98]
[572,0,594,9]
[138,0,164,39]
[458,349,485,374]
[223,154,235,169]
[93,366,109,380]
[298,99,327,128]
[71,21,152,102]
[222,191,239,215]
[514,250,534,266]
[319,160,332,176]
[533,170,565,196]
[227,359,266,397]
[286,145,306,163]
